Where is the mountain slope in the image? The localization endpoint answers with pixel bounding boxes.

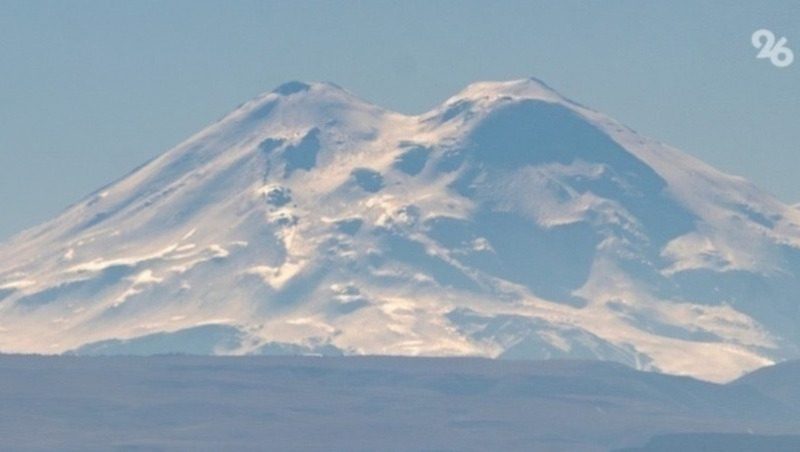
[733,359,800,407]
[2,79,800,382]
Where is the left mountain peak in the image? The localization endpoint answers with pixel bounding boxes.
[220,80,388,131]
[271,81,344,96]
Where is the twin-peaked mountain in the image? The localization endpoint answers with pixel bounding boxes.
[2,79,799,382]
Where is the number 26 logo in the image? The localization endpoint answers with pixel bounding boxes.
[752,29,794,68]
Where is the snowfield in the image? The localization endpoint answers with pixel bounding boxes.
[2,79,800,382]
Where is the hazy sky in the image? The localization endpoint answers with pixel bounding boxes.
[1,0,798,240]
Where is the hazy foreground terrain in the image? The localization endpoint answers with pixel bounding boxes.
[1,355,799,451]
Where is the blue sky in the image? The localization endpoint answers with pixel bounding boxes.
[0,0,798,240]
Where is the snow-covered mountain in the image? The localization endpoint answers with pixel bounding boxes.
[2,78,799,382]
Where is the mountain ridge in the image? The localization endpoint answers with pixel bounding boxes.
[3,355,799,451]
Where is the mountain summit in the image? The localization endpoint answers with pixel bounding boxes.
[2,79,799,382]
